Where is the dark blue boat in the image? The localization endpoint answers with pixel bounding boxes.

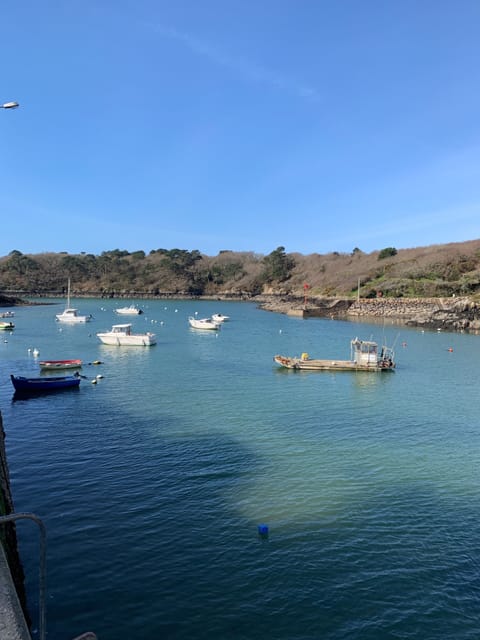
[10,373,81,394]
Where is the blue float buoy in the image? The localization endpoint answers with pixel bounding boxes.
[258,524,269,536]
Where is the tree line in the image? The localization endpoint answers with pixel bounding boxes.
[1,241,480,299]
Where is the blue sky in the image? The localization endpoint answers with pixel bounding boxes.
[1,1,479,257]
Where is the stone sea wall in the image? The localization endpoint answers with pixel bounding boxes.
[0,412,30,635]
[259,295,480,332]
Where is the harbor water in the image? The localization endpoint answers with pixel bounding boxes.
[1,299,480,639]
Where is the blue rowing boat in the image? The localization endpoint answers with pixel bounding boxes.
[10,373,81,394]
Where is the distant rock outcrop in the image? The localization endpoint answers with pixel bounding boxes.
[0,294,25,307]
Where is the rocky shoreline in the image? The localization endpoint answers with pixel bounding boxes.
[258,295,480,332]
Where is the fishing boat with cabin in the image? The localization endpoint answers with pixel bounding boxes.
[274,337,395,372]
[97,323,156,346]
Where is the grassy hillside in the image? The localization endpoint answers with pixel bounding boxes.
[1,240,480,299]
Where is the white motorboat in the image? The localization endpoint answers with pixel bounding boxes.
[97,323,156,346]
[56,308,91,323]
[115,304,143,315]
[56,279,91,323]
[211,313,230,323]
[188,316,221,330]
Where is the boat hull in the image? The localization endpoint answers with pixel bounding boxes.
[115,306,143,315]
[39,359,83,370]
[10,374,81,393]
[188,317,220,330]
[0,322,14,330]
[97,333,156,346]
[56,310,91,323]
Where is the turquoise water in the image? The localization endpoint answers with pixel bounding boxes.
[1,299,480,639]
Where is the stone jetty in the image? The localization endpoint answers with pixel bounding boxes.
[258,295,480,332]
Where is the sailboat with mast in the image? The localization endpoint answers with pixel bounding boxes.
[55,279,91,323]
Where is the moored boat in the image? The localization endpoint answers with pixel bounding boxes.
[115,304,143,315]
[97,323,156,346]
[274,337,395,372]
[188,316,221,330]
[211,313,230,323]
[56,279,91,323]
[0,311,14,318]
[10,373,81,394]
[56,308,91,323]
[38,359,83,370]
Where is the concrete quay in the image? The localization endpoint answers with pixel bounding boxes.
[0,545,31,639]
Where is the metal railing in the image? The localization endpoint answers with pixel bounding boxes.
[0,512,97,640]
[0,512,46,640]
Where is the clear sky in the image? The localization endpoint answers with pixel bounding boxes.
[1,1,479,258]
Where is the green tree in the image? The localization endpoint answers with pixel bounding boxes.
[378,247,397,260]
[262,247,295,283]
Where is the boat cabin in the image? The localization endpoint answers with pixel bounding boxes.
[350,338,380,366]
[110,324,132,335]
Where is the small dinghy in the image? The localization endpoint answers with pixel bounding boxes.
[10,373,81,394]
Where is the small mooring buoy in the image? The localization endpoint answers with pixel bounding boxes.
[258,524,269,536]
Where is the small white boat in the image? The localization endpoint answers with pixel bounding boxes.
[188,316,221,330]
[115,304,143,315]
[211,313,230,323]
[56,308,91,323]
[0,311,15,318]
[97,323,156,346]
[56,279,91,323]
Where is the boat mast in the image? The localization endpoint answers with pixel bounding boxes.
[66,278,71,308]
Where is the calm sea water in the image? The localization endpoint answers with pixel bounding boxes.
[1,298,480,640]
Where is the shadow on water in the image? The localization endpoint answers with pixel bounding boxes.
[5,395,480,640]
